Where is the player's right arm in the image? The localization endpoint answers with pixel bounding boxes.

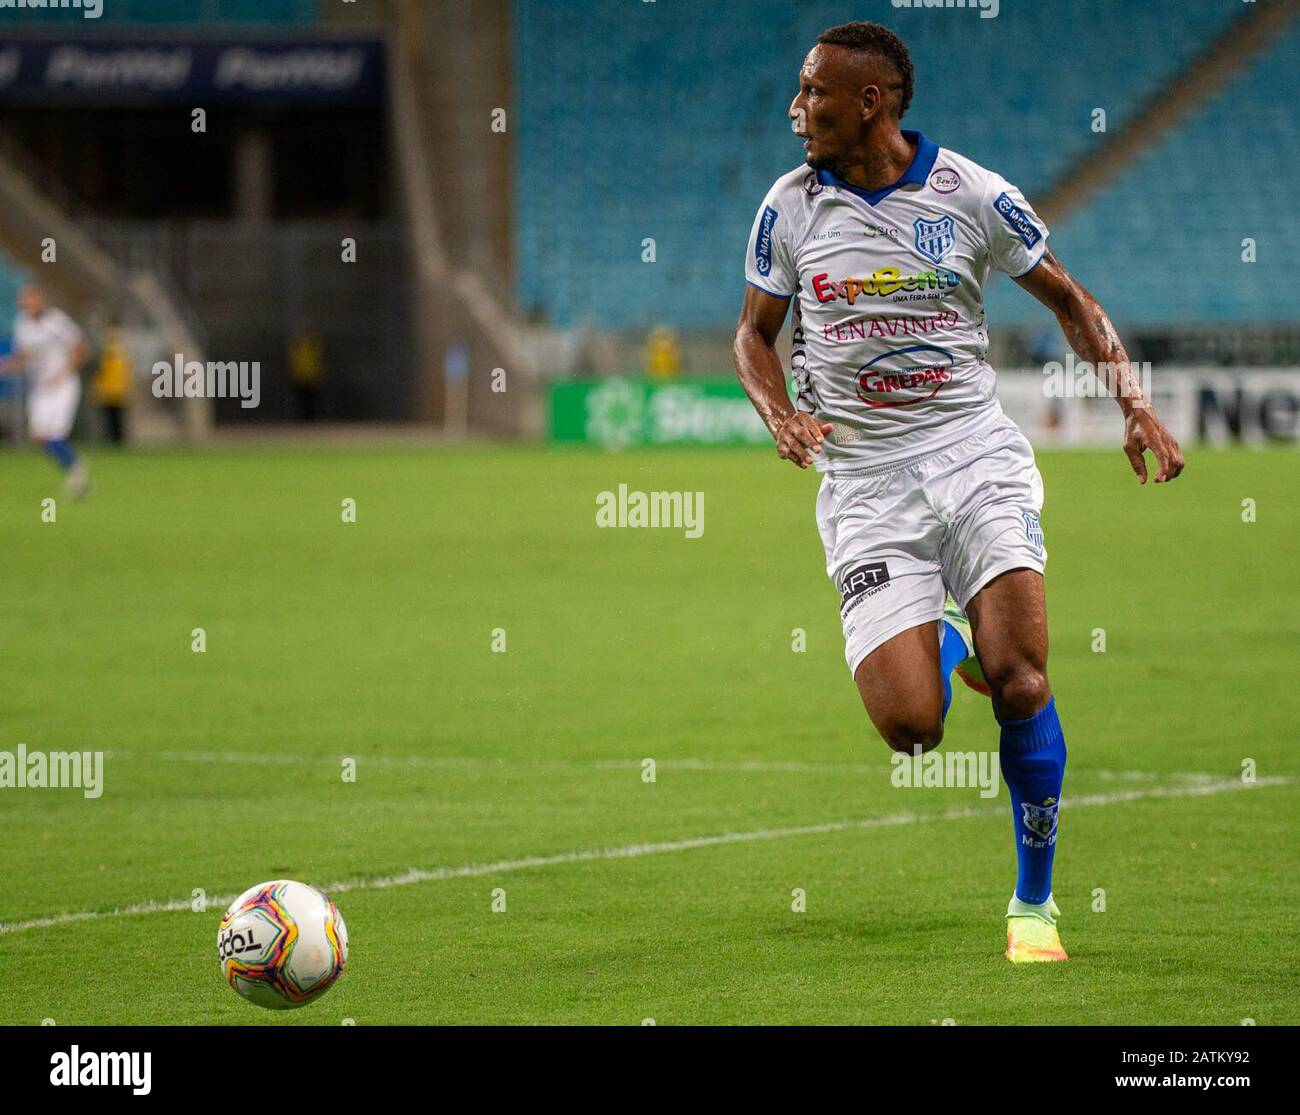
[0,340,25,375]
[733,287,830,469]
[735,183,832,470]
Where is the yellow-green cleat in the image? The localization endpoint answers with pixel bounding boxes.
[942,596,990,697]
[1005,895,1068,963]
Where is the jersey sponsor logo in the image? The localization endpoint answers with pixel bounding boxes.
[812,267,960,305]
[855,344,954,409]
[993,191,1041,248]
[1020,797,1059,845]
[789,299,818,412]
[838,561,891,617]
[913,214,955,264]
[754,205,779,276]
[928,167,960,193]
[810,223,897,242]
[1022,510,1044,553]
[821,309,959,344]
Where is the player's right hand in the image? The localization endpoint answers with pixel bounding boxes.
[775,412,833,470]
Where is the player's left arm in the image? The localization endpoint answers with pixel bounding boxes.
[65,316,89,375]
[1015,249,1185,484]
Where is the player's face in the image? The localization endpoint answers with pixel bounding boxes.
[18,285,46,317]
[789,46,870,171]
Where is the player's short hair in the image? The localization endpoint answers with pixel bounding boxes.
[816,21,914,120]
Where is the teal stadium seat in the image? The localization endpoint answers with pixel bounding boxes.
[513,0,1252,329]
[0,253,23,326]
[987,18,1300,326]
[0,253,23,400]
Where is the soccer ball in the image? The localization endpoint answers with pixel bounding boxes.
[217,880,348,1010]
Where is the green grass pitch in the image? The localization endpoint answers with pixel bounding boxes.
[0,442,1297,1025]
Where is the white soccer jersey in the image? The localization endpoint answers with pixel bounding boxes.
[14,306,84,390]
[744,131,1049,472]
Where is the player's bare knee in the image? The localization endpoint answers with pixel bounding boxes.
[879,716,944,754]
[987,662,1050,720]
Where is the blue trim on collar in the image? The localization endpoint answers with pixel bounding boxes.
[815,130,940,206]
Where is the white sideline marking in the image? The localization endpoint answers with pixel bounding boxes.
[0,775,1288,937]
[135,749,876,775]
[123,748,1225,782]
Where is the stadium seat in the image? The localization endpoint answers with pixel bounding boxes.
[988,17,1300,326]
[513,0,1249,329]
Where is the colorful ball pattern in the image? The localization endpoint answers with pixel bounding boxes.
[217,880,348,1010]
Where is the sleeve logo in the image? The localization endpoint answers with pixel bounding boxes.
[993,191,1041,248]
[754,205,779,276]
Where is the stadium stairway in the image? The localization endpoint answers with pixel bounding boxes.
[0,145,212,441]
[388,0,541,434]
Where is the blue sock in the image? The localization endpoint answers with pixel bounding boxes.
[938,621,967,720]
[45,439,76,470]
[997,696,1066,905]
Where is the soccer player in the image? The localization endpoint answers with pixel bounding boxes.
[733,22,1184,962]
[0,283,91,497]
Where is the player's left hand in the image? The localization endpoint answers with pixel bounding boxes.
[1123,408,1184,484]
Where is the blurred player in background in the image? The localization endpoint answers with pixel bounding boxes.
[287,323,325,423]
[642,325,683,379]
[734,22,1184,963]
[0,283,91,497]
[93,323,132,446]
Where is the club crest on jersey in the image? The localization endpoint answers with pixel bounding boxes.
[1022,510,1044,553]
[1021,798,1059,843]
[913,215,955,265]
[754,205,779,276]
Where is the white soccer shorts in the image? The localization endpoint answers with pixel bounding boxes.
[27,377,81,441]
[815,418,1047,676]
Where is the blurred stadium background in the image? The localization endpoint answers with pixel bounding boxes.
[0,0,1297,452]
[3,0,1300,1028]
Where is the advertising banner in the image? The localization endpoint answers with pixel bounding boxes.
[0,36,385,102]
[551,371,1300,449]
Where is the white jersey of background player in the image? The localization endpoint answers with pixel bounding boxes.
[1,283,91,497]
